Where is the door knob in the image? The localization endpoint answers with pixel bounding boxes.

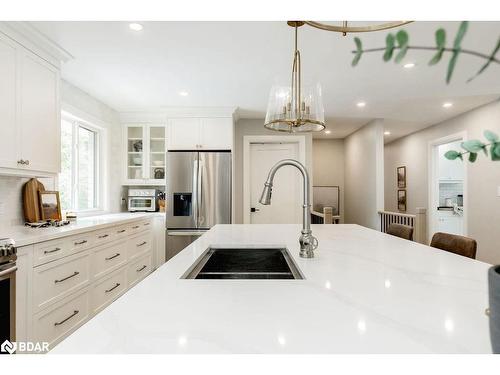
[250,207,260,213]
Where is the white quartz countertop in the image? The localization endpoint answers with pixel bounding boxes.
[52,224,492,354]
[2,212,164,247]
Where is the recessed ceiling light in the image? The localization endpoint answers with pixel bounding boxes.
[179,91,189,97]
[384,131,391,136]
[357,102,366,108]
[324,130,331,134]
[129,23,143,32]
[443,102,453,108]
[403,62,415,69]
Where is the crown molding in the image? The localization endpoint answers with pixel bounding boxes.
[0,22,73,65]
[119,107,238,123]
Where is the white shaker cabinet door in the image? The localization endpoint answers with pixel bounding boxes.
[167,118,201,150]
[19,51,60,174]
[0,34,19,169]
[199,117,233,150]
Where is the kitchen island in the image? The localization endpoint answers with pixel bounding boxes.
[51,224,492,353]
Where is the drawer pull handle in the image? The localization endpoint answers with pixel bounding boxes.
[98,234,109,239]
[136,241,147,247]
[54,271,80,283]
[136,265,147,272]
[105,253,121,261]
[143,222,150,226]
[132,225,140,229]
[117,229,126,233]
[54,310,79,326]
[74,240,88,245]
[105,283,121,293]
[44,247,61,254]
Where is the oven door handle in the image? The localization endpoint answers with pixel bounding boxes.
[0,264,17,277]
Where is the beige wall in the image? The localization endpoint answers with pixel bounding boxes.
[384,99,500,264]
[344,120,385,229]
[312,139,345,222]
[233,119,313,223]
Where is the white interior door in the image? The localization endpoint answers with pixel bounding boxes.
[249,142,301,224]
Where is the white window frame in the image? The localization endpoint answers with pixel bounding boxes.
[61,110,105,214]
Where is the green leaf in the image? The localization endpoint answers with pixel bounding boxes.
[436,28,446,48]
[453,21,468,49]
[352,37,363,66]
[383,34,395,62]
[467,37,500,82]
[446,22,469,84]
[444,150,461,160]
[468,152,478,162]
[491,143,500,161]
[484,130,499,142]
[395,30,409,63]
[461,140,485,153]
[429,29,446,66]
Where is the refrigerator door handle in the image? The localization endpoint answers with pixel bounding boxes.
[192,156,199,228]
[197,155,204,227]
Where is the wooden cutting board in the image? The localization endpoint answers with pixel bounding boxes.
[23,178,45,223]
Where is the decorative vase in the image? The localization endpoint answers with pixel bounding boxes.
[488,265,500,353]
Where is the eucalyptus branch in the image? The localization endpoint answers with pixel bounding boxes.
[351,22,500,83]
[352,46,500,65]
[444,131,500,163]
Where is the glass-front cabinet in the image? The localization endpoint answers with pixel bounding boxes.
[124,124,166,185]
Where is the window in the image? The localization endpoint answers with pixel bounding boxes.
[59,116,101,212]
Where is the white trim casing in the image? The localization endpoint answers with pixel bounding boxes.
[427,131,468,241]
[242,135,307,224]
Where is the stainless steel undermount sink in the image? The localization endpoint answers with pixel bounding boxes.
[181,247,304,280]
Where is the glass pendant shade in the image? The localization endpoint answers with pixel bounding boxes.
[264,83,325,132]
[264,24,325,133]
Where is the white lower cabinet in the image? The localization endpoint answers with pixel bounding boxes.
[91,267,127,314]
[33,251,91,313]
[16,217,164,352]
[33,288,91,348]
[128,252,153,288]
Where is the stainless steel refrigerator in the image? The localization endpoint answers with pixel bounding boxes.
[166,151,231,260]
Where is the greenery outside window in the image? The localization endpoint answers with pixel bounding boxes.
[59,115,101,212]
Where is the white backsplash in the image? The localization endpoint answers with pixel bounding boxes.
[439,181,463,206]
[0,176,55,233]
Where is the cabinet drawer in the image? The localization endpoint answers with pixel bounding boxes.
[33,288,90,349]
[127,231,152,260]
[34,238,70,266]
[91,241,127,279]
[91,267,127,314]
[128,221,146,234]
[68,233,94,253]
[128,252,152,288]
[94,228,116,245]
[114,224,129,239]
[33,252,90,312]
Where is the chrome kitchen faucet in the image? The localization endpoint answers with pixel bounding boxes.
[259,159,318,258]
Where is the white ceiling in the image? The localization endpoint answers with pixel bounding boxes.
[30,21,500,141]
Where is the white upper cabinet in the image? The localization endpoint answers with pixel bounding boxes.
[438,142,464,181]
[0,31,61,176]
[124,124,166,185]
[0,34,18,169]
[19,51,60,174]
[167,117,233,150]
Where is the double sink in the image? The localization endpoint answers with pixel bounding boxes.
[182,247,304,280]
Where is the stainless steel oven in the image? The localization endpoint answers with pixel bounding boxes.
[128,188,157,212]
[0,238,17,345]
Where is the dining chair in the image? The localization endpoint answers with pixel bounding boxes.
[386,223,414,241]
[430,232,477,259]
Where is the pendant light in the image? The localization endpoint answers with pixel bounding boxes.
[264,21,325,133]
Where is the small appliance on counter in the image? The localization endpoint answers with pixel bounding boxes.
[128,188,158,212]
